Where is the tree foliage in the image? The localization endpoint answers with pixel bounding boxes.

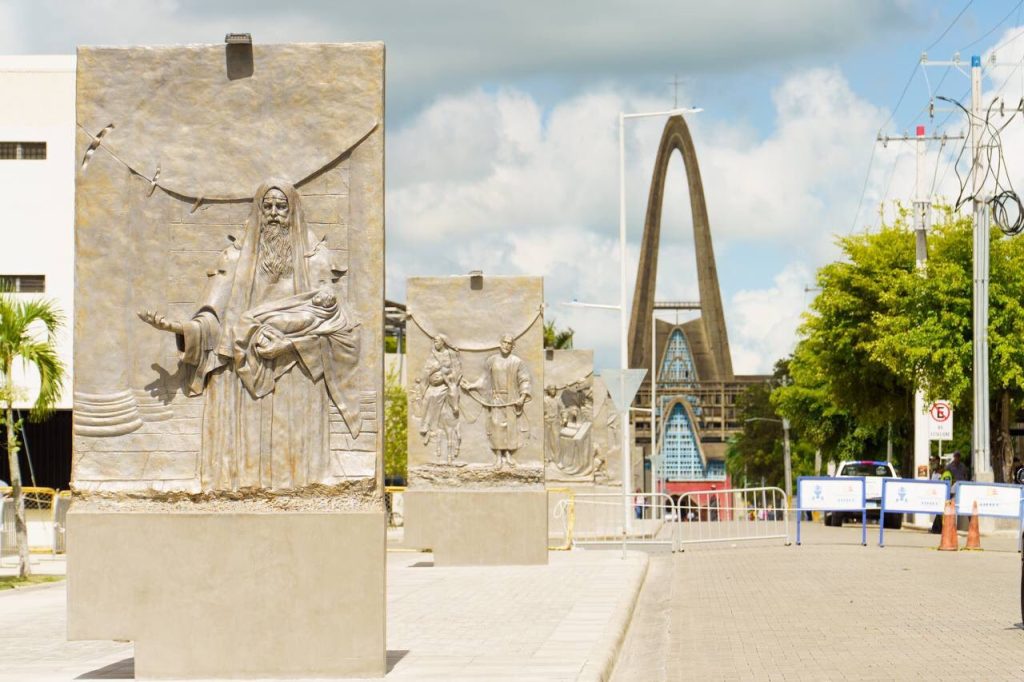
[867,208,1024,481]
[0,286,66,578]
[383,367,408,483]
[543,319,574,350]
[727,360,815,489]
[772,208,1024,481]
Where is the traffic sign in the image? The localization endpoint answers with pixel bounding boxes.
[927,400,953,441]
[600,368,648,414]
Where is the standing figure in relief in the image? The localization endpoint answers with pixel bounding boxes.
[416,334,463,464]
[461,333,532,470]
[138,180,361,492]
[543,386,562,463]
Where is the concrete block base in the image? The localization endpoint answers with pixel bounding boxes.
[403,490,548,566]
[67,510,386,679]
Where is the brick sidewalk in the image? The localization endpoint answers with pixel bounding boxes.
[614,522,1024,682]
[0,549,647,681]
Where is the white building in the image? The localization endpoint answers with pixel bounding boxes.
[0,55,76,486]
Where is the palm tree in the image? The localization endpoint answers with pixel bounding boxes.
[0,284,65,578]
[543,319,575,350]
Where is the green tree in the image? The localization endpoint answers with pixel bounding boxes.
[868,208,1024,481]
[383,367,407,483]
[728,360,814,490]
[773,221,916,471]
[543,319,574,350]
[0,286,66,578]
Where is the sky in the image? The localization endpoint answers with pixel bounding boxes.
[4,0,1024,373]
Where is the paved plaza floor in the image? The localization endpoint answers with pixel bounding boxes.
[0,548,647,682]
[613,521,1024,681]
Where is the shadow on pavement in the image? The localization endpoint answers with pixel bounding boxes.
[77,657,133,679]
[387,649,410,672]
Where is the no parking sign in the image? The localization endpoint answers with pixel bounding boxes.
[928,401,953,441]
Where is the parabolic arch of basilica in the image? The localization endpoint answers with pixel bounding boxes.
[627,115,768,494]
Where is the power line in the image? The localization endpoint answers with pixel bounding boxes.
[876,152,904,229]
[849,144,877,233]
[927,0,974,52]
[958,0,1024,52]
[851,1,978,233]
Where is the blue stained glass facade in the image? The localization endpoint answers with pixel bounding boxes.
[657,327,726,481]
[660,329,696,383]
[662,402,703,479]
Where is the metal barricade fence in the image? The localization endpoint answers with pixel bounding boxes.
[558,492,676,550]
[547,487,575,551]
[0,487,58,553]
[52,491,72,555]
[676,486,789,549]
[384,486,405,528]
[1,497,14,557]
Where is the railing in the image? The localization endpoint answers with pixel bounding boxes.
[52,491,72,555]
[554,492,676,551]
[0,487,64,554]
[548,487,575,551]
[549,487,790,551]
[384,486,405,528]
[0,498,13,557]
[675,486,790,549]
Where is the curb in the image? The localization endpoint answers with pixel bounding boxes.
[577,551,651,682]
[0,577,65,597]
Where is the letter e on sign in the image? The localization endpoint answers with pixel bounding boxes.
[927,400,953,441]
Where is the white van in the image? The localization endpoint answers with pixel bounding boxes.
[823,460,901,529]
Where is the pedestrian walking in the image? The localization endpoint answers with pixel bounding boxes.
[948,451,969,483]
[708,485,719,521]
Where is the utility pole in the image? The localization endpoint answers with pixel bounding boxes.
[969,55,993,481]
[921,52,998,481]
[876,125,963,514]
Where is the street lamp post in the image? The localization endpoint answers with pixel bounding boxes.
[744,417,792,504]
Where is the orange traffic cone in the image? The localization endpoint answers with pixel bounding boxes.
[938,499,958,551]
[964,500,983,550]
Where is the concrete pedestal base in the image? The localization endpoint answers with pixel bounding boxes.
[67,510,386,679]
[403,490,547,566]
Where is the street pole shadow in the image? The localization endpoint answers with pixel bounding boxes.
[77,656,133,679]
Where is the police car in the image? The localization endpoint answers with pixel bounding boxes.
[823,460,901,529]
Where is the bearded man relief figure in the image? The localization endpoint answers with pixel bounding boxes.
[460,333,532,470]
[138,180,361,492]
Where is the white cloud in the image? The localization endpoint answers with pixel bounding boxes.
[2,0,918,115]
[728,262,813,374]
[386,66,916,373]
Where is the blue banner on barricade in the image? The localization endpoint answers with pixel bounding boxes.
[879,478,950,547]
[796,476,867,546]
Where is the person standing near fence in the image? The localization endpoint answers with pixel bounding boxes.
[948,451,969,484]
[708,485,719,521]
[634,489,643,519]
[929,455,945,534]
